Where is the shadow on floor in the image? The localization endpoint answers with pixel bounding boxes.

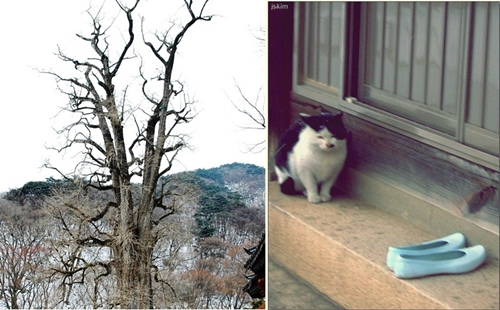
[268,257,344,309]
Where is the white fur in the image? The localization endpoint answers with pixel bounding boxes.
[275,126,347,203]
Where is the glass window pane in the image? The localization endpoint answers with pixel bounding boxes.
[300,2,344,92]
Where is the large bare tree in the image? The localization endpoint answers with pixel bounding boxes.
[43,0,212,308]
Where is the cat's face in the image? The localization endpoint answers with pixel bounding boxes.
[314,127,344,151]
[301,112,347,151]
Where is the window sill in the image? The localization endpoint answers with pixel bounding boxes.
[340,96,499,171]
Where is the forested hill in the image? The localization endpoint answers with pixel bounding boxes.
[179,163,265,239]
[1,162,265,244]
[155,162,265,240]
[188,162,265,208]
[0,162,264,308]
[2,162,265,211]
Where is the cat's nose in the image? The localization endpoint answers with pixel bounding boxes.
[326,143,334,148]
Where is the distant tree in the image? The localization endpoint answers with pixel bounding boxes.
[41,0,213,308]
[0,200,52,309]
[226,80,265,153]
[228,207,264,241]
[179,239,252,309]
[226,27,265,153]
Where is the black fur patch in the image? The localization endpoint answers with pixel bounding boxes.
[301,112,347,140]
[275,120,304,172]
[279,177,301,195]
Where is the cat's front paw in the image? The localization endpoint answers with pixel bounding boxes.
[307,193,322,204]
[320,193,332,202]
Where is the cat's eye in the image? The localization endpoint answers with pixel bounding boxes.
[317,136,324,139]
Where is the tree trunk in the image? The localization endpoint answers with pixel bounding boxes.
[111,180,155,309]
[115,239,154,309]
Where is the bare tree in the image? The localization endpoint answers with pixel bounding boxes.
[226,26,265,153]
[0,200,51,309]
[42,0,212,308]
[226,79,265,154]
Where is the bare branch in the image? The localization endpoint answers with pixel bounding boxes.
[226,79,265,130]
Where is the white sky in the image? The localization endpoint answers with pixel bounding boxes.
[0,0,266,193]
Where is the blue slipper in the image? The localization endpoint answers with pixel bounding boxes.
[393,245,486,279]
[386,232,466,270]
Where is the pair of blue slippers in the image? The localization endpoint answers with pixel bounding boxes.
[386,233,486,279]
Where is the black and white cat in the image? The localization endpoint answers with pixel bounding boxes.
[274,112,348,203]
